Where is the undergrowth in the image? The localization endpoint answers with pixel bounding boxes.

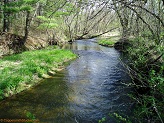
[125,32,164,123]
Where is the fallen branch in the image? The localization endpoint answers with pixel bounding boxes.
[89,27,119,38]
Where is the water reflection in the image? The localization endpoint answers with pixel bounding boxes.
[0,39,132,123]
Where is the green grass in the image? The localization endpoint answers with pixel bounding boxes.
[98,39,116,47]
[0,47,77,99]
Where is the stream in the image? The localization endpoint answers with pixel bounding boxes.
[0,39,133,123]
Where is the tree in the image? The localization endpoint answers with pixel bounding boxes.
[111,0,164,42]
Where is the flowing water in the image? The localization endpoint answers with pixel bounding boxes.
[0,39,133,123]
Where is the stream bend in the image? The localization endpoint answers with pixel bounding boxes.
[0,39,133,123]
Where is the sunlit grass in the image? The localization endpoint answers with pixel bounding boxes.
[0,47,76,99]
[98,39,116,47]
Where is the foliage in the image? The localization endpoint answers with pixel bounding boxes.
[98,113,132,123]
[126,33,164,123]
[0,90,3,100]
[112,113,131,123]
[0,47,76,100]
[98,117,106,123]
[26,111,35,120]
[38,23,58,29]
[3,0,35,12]
[37,16,59,29]
[26,111,37,123]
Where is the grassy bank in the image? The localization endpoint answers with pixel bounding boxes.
[98,36,120,47]
[0,47,77,100]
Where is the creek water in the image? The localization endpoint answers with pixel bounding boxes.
[0,39,133,123]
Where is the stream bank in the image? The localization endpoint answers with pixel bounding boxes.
[0,46,77,100]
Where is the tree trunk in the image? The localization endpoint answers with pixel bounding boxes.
[113,1,129,39]
[24,11,30,42]
[3,0,10,32]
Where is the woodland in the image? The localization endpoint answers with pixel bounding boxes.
[0,0,164,122]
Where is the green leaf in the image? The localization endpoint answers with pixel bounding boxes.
[20,6,32,11]
[37,16,50,21]
[38,23,58,29]
[4,7,20,13]
[23,0,38,4]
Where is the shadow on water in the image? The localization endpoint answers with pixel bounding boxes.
[0,39,133,123]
